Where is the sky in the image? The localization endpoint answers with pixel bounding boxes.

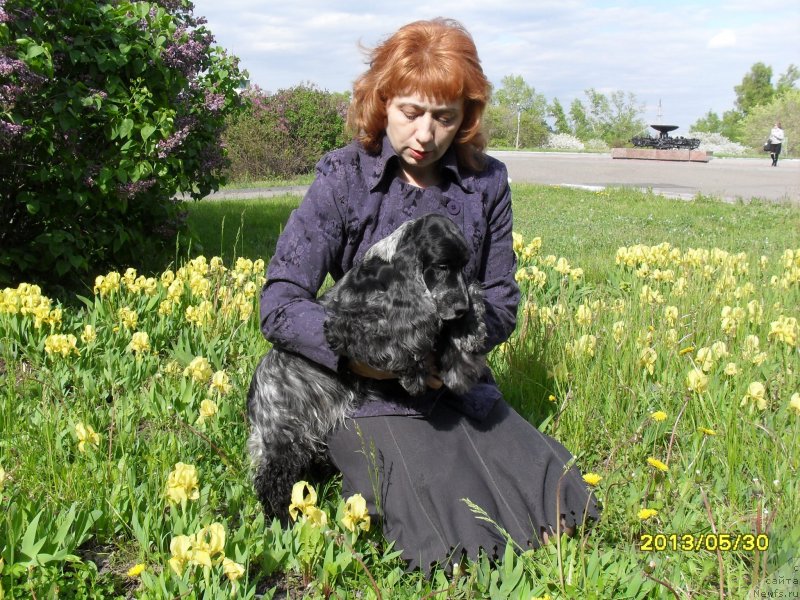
[191,0,800,133]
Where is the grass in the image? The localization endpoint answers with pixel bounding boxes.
[219,173,315,190]
[2,184,799,598]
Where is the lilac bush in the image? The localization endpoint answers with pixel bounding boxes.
[223,83,349,180]
[0,0,245,294]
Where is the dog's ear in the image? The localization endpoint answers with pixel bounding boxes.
[438,283,488,394]
[323,258,441,373]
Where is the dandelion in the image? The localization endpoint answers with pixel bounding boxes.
[582,473,602,486]
[81,325,97,344]
[128,331,151,354]
[44,334,79,358]
[647,457,669,472]
[195,399,218,426]
[679,345,695,356]
[127,563,145,577]
[166,462,200,505]
[289,480,319,522]
[547,394,557,403]
[698,427,717,436]
[210,370,232,395]
[650,411,667,422]
[741,381,768,411]
[789,393,800,416]
[638,508,658,521]
[184,356,213,383]
[341,493,371,533]
[75,422,100,453]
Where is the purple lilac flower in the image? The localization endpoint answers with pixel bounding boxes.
[204,90,225,112]
[156,125,191,158]
[117,178,156,199]
[1,120,24,137]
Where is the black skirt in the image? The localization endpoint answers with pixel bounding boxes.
[326,397,600,571]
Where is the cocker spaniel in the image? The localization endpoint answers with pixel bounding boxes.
[247,213,487,521]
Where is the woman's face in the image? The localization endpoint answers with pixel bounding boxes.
[385,93,464,187]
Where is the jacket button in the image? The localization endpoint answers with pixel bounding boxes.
[446,200,460,215]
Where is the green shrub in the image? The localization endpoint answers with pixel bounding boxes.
[223,84,349,181]
[0,0,245,295]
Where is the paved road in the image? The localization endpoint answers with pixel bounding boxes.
[490,151,799,205]
[201,152,799,205]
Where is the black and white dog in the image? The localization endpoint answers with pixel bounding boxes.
[247,213,487,521]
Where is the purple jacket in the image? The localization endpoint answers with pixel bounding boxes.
[259,136,520,419]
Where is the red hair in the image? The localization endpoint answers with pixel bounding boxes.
[347,18,490,172]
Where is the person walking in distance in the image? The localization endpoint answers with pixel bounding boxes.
[768,121,785,167]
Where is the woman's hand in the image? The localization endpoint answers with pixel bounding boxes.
[423,353,443,390]
[348,359,396,380]
[348,355,443,390]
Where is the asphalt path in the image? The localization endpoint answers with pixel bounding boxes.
[491,151,799,205]
[201,152,799,205]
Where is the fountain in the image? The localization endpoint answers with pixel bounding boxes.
[611,101,709,162]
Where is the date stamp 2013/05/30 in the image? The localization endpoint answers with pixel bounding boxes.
[639,532,770,552]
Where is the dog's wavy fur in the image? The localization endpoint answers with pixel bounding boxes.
[247,214,488,521]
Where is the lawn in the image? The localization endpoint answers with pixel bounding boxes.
[1,184,798,598]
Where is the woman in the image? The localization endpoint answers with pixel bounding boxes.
[259,18,599,571]
[768,121,785,167]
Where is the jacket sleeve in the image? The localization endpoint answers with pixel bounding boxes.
[477,161,520,352]
[259,160,346,372]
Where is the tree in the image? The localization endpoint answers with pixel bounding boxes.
[548,98,571,134]
[492,75,547,148]
[734,62,774,114]
[690,110,723,133]
[568,88,646,144]
[569,99,592,140]
[776,64,800,96]
[0,0,245,293]
[742,88,799,155]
